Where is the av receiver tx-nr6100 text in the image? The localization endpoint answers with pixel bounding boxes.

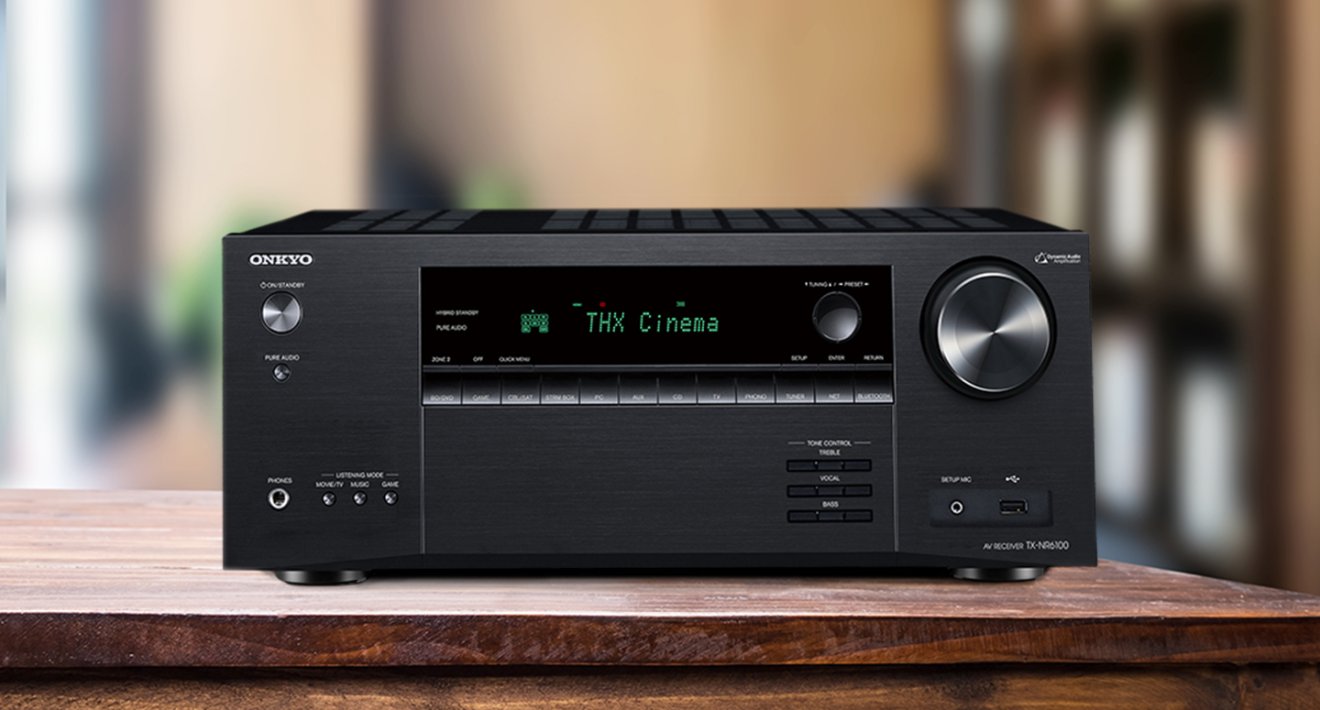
[223,208,1094,584]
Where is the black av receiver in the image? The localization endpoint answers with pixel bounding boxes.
[223,208,1095,584]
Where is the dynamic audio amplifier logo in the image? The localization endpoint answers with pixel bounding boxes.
[249,253,314,266]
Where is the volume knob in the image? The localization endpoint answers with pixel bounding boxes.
[923,261,1053,397]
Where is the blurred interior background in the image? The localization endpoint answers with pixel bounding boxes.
[3,0,1318,593]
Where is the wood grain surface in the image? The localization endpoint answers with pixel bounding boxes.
[1,489,1319,668]
[2,666,1319,709]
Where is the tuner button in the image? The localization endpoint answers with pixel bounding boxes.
[262,292,302,334]
[813,291,862,343]
[925,262,1053,397]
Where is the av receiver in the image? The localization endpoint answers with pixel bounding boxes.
[223,208,1095,584]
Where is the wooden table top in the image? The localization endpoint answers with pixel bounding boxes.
[2,489,1318,668]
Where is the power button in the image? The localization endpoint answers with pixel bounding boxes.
[262,292,302,334]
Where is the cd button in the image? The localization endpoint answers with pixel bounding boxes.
[854,373,894,403]
[775,375,814,404]
[736,375,775,404]
[814,374,855,404]
[696,374,736,404]
[501,376,540,405]
[423,375,461,405]
[658,375,698,404]
[540,376,580,405]
[619,376,658,404]
[462,378,501,405]
[580,376,619,405]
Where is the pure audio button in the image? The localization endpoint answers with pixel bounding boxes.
[261,292,302,334]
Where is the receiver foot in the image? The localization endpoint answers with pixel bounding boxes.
[952,566,1047,582]
[274,570,368,585]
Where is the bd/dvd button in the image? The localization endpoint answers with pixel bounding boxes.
[422,376,461,406]
[462,378,500,405]
[658,375,698,405]
[736,375,775,404]
[540,376,580,405]
[501,376,540,405]
[775,375,814,404]
[580,376,619,405]
[619,376,658,404]
[696,374,736,404]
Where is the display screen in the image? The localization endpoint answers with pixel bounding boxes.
[421,266,892,367]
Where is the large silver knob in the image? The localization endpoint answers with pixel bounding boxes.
[262,292,302,334]
[924,262,1053,397]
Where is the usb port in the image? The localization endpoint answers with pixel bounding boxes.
[999,499,1028,515]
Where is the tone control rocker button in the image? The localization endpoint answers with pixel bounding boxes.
[844,510,873,522]
[788,511,817,523]
[787,485,817,497]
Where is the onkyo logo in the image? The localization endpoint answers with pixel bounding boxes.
[249,253,314,267]
[1034,251,1082,266]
